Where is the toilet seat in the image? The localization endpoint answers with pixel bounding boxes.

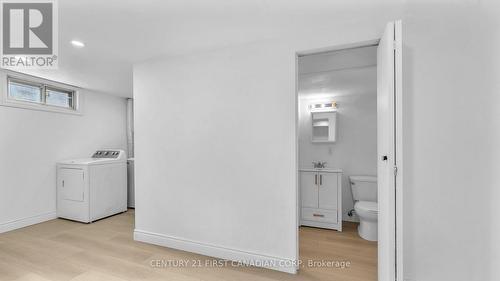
[355,201,378,214]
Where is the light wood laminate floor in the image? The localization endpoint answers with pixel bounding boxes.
[0,210,377,281]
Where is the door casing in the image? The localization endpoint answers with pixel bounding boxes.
[294,20,403,281]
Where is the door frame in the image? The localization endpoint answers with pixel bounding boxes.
[394,20,403,281]
[294,21,403,281]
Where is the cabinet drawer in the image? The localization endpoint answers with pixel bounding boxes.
[301,208,338,224]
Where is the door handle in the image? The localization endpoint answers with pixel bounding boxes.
[319,175,323,185]
[314,174,317,185]
[313,213,325,218]
[62,180,65,187]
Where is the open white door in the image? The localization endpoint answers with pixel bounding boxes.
[377,20,402,281]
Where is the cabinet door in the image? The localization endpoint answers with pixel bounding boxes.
[301,172,318,208]
[59,168,85,202]
[318,173,338,210]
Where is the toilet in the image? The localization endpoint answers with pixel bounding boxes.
[349,175,378,241]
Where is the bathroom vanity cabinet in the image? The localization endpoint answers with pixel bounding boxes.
[299,169,342,231]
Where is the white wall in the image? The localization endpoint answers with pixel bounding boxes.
[402,2,500,280]
[133,42,298,272]
[298,91,377,222]
[134,1,500,280]
[0,71,128,233]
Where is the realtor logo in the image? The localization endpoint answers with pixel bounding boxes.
[0,0,58,69]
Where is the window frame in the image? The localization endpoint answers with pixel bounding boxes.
[44,85,76,109]
[0,73,82,115]
[7,77,45,105]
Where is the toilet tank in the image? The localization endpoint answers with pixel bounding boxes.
[349,175,377,202]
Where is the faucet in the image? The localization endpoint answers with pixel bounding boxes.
[312,161,327,169]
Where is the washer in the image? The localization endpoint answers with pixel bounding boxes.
[57,149,127,223]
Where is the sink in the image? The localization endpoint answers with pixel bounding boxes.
[299,167,343,173]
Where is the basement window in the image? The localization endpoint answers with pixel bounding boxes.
[3,76,80,114]
[45,87,75,109]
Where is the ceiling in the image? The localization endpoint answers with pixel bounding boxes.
[7,0,398,98]
[298,46,377,99]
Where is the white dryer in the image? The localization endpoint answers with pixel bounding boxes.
[57,149,127,223]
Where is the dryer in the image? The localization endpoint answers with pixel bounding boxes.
[57,149,127,223]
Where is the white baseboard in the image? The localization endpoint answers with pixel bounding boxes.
[134,229,297,274]
[0,211,57,234]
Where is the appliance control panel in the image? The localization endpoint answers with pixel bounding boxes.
[92,150,123,159]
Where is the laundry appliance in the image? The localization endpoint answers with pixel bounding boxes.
[56,149,127,223]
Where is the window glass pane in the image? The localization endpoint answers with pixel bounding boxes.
[46,88,73,108]
[6,77,77,111]
[8,81,42,103]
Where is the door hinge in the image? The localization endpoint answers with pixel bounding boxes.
[393,40,401,51]
[394,166,398,176]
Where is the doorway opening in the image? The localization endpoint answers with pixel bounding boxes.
[294,21,402,281]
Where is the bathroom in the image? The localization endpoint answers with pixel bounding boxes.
[297,45,378,274]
